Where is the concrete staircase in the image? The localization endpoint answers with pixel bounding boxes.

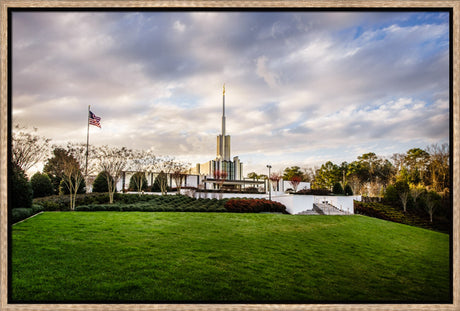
[313,203,349,215]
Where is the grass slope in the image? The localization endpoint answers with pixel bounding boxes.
[11,212,450,303]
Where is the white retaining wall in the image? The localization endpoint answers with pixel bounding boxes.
[121,188,361,215]
[188,191,361,215]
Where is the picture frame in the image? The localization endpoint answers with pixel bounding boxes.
[1,1,458,310]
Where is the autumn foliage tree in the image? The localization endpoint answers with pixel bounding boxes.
[269,172,281,191]
[289,175,302,192]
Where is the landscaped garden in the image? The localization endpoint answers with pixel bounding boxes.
[11,210,450,303]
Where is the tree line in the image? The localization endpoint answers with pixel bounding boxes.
[245,145,449,223]
[11,125,450,221]
[11,125,191,210]
[246,145,449,196]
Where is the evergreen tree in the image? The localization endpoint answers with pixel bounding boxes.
[10,163,33,209]
[384,184,399,202]
[30,172,54,198]
[59,177,86,195]
[92,171,114,193]
[152,172,168,193]
[129,172,148,192]
[344,184,353,196]
[332,182,344,195]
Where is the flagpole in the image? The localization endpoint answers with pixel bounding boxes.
[85,105,90,179]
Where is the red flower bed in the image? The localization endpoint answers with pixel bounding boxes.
[224,198,287,214]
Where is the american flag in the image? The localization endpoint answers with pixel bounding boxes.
[89,110,101,128]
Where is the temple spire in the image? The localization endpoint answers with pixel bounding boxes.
[222,83,226,137]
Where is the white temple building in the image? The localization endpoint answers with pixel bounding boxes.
[190,85,243,182]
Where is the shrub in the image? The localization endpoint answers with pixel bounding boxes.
[332,183,344,195]
[295,188,332,195]
[10,163,33,209]
[244,187,260,193]
[30,172,54,198]
[344,184,353,196]
[383,184,399,203]
[129,172,149,192]
[92,171,115,193]
[59,177,86,195]
[224,198,287,214]
[151,173,170,193]
[33,193,112,211]
[11,208,33,224]
[11,204,44,224]
[106,205,121,211]
[75,205,91,211]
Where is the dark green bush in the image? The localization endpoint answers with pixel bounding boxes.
[106,205,121,211]
[10,163,33,209]
[11,204,44,224]
[332,183,344,195]
[224,198,287,214]
[59,177,86,195]
[30,204,44,214]
[11,208,32,224]
[151,173,171,193]
[344,184,354,196]
[295,188,332,195]
[92,171,115,193]
[383,184,399,203]
[129,172,149,192]
[75,206,91,211]
[30,172,54,198]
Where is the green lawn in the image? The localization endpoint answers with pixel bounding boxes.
[11,212,450,303]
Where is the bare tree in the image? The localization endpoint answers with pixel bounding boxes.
[171,161,191,194]
[399,190,410,213]
[58,143,95,210]
[96,146,132,203]
[269,172,281,191]
[129,149,157,194]
[424,191,441,223]
[156,156,176,195]
[12,124,51,174]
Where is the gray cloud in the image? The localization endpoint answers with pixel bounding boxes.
[12,11,450,174]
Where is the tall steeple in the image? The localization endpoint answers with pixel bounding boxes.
[217,84,231,161]
[222,83,226,137]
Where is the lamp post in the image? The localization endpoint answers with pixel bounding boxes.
[266,165,272,201]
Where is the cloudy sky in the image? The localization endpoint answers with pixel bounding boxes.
[12,10,450,175]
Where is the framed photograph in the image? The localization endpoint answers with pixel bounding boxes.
[1,1,458,310]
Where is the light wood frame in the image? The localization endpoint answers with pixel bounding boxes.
[1,1,458,310]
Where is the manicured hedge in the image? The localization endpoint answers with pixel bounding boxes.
[75,196,228,213]
[295,188,332,195]
[11,204,44,224]
[34,193,287,214]
[33,193,114,211]
[224,198,287,213]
